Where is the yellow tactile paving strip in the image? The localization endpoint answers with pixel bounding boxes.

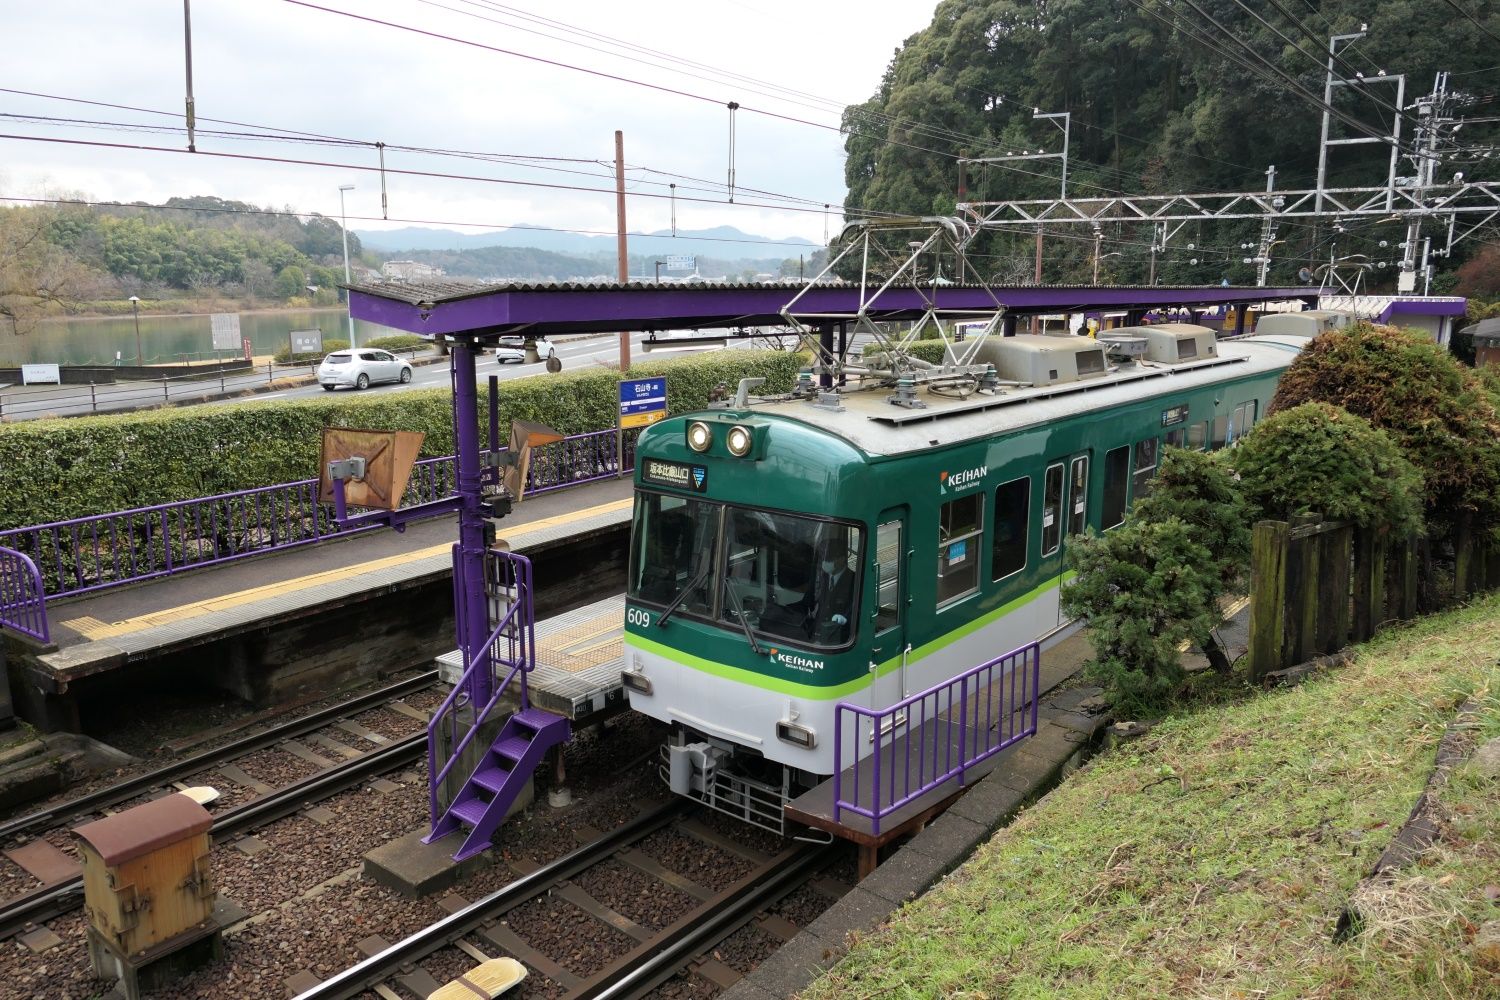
[60,498,633,641]
[536,612,625,673]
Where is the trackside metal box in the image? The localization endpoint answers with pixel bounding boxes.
[74,793,215,958]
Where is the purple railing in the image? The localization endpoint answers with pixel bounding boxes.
[833,641,1041,835]
[0,426,640,610]
[0,546,49,644]
[427,551,536,823]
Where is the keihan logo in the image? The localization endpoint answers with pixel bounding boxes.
[692,467,706,489]
[940,465,988,493]
[769,647,823,672]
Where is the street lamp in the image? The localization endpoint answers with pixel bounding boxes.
[1093,252,1122,284]
[338,184,356,348]
[654,260,666,283]
[128,296,142,366]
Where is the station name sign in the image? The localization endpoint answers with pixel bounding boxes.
[643,459,708,493]
[620,377,668,430]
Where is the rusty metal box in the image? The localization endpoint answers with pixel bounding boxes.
[73,793,215,959]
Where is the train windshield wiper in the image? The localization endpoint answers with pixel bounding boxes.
[722,583,763,655]
[656,560,711,629]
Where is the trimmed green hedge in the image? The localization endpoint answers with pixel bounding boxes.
[365,334,429,352]
[274,338,349,363]
[0,350,804,531]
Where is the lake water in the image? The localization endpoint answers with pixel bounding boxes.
[1,310,407,366]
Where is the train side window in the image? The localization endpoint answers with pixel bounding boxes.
[937,492,983,607]
[1229,400,1258,444]
[1041,464,1064,556]
[1102,446,1129,528]
[874,518,902,634]
[1211,415,1229,449]
[1165,428,1186,448]
[1067,456,1089,536]
[1131,438,1160,500]
[1187,421,1208,450]
[992,477,1029,581]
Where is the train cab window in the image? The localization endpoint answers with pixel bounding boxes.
[1211,415,1229,449]
[627,493,720,616]
[937,492,983,607]
[1067,456,1089,536]
[1132,438,1160,500]
[874,519,902,634]
[1041,463,1064,556]
[1102,446,1129,529]
[1187,421,1208,450]
[720,509,862,649]
[991,478,1029,581]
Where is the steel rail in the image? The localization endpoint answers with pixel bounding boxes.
[0,670,437,844]
[294,800,689,1000]
[573,842,834,1000]
[0,712,432,940]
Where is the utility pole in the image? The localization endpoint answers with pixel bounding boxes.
[1256,165,1279,287]
[1401,73,1450,292]
[182,0,197,152]
[615,130,630,371]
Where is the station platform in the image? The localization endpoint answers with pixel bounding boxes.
[11,477,636,731]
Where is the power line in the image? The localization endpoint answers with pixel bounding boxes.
[0,131,894,222]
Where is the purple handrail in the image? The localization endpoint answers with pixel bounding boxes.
[833,641,1041,835]
[0,426,640,610]
[426,551,536,824]
[0,546,50,644]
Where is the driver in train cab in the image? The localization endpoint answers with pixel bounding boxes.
[792,546,856,644]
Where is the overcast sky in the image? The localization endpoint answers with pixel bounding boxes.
[1,1,939,251]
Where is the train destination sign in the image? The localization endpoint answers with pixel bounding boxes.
[642,459,708,493]
[619,376,668,429]
[1161,404,1190,427]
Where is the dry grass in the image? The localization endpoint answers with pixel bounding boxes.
[802,594,1500,1000]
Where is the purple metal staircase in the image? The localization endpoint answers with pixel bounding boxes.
[425,551,570,862]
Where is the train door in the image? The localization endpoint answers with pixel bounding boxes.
[1040,453,1090,627]
[869,508,910,723]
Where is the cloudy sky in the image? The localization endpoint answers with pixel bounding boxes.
[1,0,940,250]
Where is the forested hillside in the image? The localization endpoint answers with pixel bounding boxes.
[0,196,360,334]
[843,0,1500,291]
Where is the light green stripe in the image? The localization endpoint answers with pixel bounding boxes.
[624,631,876,699]
[625,571,1070,700]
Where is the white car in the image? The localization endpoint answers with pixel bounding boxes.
[318,349,413,390]
[494,336,557,364]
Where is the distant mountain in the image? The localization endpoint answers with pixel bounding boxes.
[355,224,818,258]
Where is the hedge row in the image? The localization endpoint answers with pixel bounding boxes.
[0,349,805,532]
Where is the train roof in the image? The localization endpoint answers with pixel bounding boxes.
[739,335,1298,459]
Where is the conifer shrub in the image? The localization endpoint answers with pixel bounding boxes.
[1269,322,1500,533]
[1231,402,1424,536]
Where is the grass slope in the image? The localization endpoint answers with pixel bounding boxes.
[804,597,1500,999]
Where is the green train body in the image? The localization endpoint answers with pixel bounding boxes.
[621,328,1304,785]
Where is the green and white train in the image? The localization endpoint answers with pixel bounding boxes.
[619,324,1306,825]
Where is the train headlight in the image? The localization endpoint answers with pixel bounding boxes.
[686,421,713,453]
[726,425,753,457]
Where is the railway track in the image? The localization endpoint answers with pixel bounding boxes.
[297,801,843,1000]
[0,671,439,939]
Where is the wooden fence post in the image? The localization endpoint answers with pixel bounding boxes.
[1352,527,1376,642]
[1249,520,1290,682]
[1318,523,1353,654]
[1455,516,1474,600]
[1292,513,1321,663]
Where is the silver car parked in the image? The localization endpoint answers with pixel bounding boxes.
[318,349,413,390]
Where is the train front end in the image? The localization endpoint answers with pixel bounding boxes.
[620,407,874,832]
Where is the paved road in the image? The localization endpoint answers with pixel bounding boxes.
[0,333,770,422]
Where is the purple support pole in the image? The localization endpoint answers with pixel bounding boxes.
[332,476,348,523]
[488,374,500,456]
[452,341,493,707]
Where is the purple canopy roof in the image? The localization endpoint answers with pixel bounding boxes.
[348,279,1318,338]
